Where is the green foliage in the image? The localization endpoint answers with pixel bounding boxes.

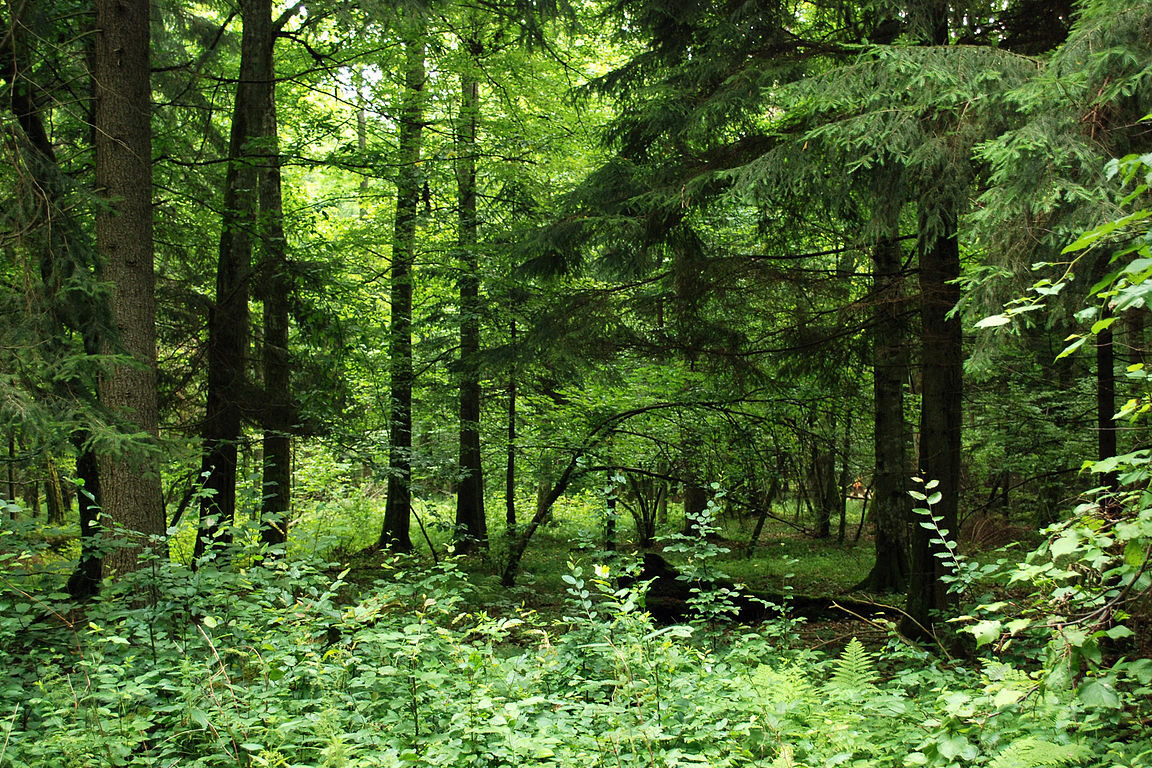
[4,536,1148,768]
[827,637,878,690]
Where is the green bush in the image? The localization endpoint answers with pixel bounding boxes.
[3,542,1148,768]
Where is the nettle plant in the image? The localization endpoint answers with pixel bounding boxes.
[971,149,1152,736]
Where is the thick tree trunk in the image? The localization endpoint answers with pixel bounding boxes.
[195,0,270,561]
[94,0,165,577]
[904,224,962,637]
[682,481,709,537]
[379,14,426,552]
[454,58,486,552]
[813,448,835,539]
[861,236,910,592]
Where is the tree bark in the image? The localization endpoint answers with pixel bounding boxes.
[94,0,165,577]
[454,51,486,552]
[378,11,426,552]
[861,236,910,592]
[904,223,962,637]
[257,31,291,551]
[506,319,517,539]
[195,0,270,561]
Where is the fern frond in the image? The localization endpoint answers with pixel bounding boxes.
[770,744,798,768]
[989,737,1091,768]
[828,638,877,690]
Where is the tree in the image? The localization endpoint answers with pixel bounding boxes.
[452,19,486,552]
[194,0,274,561]
[93,0,166,577]
[377,7,427,552]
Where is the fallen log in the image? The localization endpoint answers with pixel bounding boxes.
[621,553,895,625]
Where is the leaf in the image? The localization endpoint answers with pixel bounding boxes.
[937,734,971,760]
[1056,336,1087,360]
[1090,317,1117,335]
[970,619,1001,647]
[1077,678,1121,708]
[1049,532,1080,558]
[975,314,1012,329]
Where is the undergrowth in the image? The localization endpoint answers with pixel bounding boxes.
[2,545,1150,768]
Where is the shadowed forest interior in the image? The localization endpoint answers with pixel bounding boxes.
[2,0,1152,765]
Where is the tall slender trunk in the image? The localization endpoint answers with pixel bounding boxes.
[94,0,165,577]
[454,55,486,551]
[378,13,426,552]
[506,319,517,538]
[861,236,910,592]
[257,38,291,551]
[66,439,103,599]
[195,0,271,561]
[904,222,962,636]
[1096,268,1117,489]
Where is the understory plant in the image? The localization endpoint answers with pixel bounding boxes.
[2,534,1148,768]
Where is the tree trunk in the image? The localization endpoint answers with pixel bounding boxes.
[904,223,962,637]
[257,37,291,552]
[94,0,165,577]
[1097,305,1118,488]
[66,437,103,600]
[861,236,910,592]
[195,0,270,561]
[682,481,708,537]
[506,322,520,538]
[813,448,835,539]
[378,12,426,552]
[454,53,486,552]
[506,319,517,538]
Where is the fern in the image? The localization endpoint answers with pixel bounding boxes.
[827,638,877,690]
[989,738,1091,768]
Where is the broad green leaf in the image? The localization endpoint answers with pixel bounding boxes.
[970,619,1001,647]
[1090,317,1117,335]
[1078,678,1121,709]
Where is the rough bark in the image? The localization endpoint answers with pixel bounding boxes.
[258,56,291,551]
[378,13,426,552]
[94,0,165,577]
[904,224,962,637]
[195,0,270,561]
[454,57,486,551]
[861,236,910,592]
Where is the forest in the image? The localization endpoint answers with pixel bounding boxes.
[2,0,1152,765]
